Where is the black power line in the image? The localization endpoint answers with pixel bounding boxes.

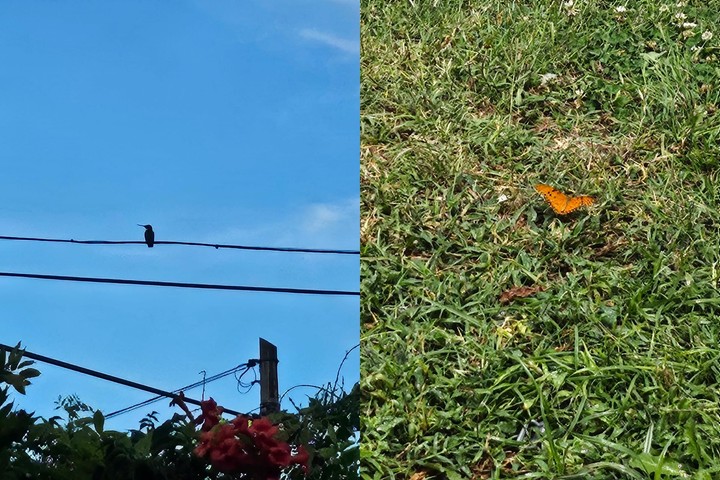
[0,343,243,416]
[0,235,359,255]
[0,271,360,296]
[105,363,256,419]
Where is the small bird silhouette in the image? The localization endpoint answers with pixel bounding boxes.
[137,224,154,248]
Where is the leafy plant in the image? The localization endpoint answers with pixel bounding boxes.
[0,343,358,479]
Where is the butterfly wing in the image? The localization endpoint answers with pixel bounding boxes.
[564,195,595,213]
[535,184,570,214]
[535,184,594,215]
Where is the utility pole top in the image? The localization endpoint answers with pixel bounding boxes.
[259,338,280,415]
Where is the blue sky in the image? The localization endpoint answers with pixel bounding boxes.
[0,0,359,430]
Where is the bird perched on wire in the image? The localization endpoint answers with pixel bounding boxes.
[137,224,154,248]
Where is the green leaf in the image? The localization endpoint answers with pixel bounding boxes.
[640,51,666,62]
[21,368,41,380]
[93,410,105,434]
[629,452,689,477]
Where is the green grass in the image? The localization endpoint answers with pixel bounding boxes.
[360,1,720,478]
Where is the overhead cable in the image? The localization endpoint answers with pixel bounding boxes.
[0,343,242,416]
[105,363,255,419]
[0,271,360,296]
[0,235,359,255]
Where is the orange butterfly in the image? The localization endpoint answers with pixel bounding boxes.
[535,184,594,215]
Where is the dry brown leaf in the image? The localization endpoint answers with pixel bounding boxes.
[499,285,544,304]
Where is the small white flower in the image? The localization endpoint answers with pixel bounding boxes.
[564,0,574,6]
[675,12,687,20]
[691,45,700,51]
[682,22,697,29]
[615,6,626,13]
[676,1,686,6]
[702,30,713,41]
[498,194,509,203]
[540,73,558,85]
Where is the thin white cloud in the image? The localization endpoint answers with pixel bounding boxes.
[303,204,343,232]
[299,29,359,54]
[179,197,359,252]
[302,198,358,234]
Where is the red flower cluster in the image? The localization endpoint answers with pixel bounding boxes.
[193,398,310,479]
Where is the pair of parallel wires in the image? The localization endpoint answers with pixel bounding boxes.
[1,234,359,417]
[0,234,360,296]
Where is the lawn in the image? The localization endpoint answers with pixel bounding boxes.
[360,1,720,478]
